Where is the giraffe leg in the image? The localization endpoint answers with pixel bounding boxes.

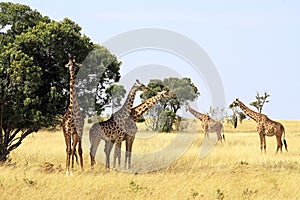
[78,138,84,171]
[113,140,122,169]
[221,126,225,142]
[64,134,72,176]
[216,130,222,143]
[78,124,84,172]
[90,137,100,171]
[71,134,78,175]
[125,136,130,169]
[204,129,208,139]
[128,136,134,169]
[104,141,114,169]
[258,125,266,153]
[259,133,265,153]
[262,135,266,153]
[125,135,134,169]
[276,135,283,153]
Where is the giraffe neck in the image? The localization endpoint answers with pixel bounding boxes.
[69,69,76,108]
[131,93,164,121]
[113,84,139,119]
[187,106,210,121]
[68,67,81,115]
[237,100,261,122]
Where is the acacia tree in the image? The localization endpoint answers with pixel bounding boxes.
[227,108,246,128]
[0,2,121,162]
[139,79,165,130]
[249,92,270,113]
[141,77,199,132]
[104,84,126,113]
[76,44,121,116]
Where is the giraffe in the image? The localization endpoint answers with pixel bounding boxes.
[229,98,288,153]
[186,104,225,142]
[120,89,175,169]
[62,55,84,176]
[89,80,149,170]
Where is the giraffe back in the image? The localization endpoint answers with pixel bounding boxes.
[89,117,124,142]
[263,118,285,136]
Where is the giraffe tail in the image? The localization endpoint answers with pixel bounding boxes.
[283,139,288,152]
[233,115,238,129]
[221,126,225,141]
[283,126,288,152]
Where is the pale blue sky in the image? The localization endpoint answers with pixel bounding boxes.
[3,0,300,119]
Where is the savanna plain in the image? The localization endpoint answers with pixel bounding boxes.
[0,120,300,200]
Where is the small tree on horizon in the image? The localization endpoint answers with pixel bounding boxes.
[249,92,271,113]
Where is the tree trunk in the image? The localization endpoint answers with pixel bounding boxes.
[0,128,35,164]
[0,150,8,164]
[0,98,5,164]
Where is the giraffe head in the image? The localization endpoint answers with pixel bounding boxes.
[65,54,75,70]
[134,79,149,92]
[158,89,176,99]
[185,103,191,112]
[229,98,240,109]
[65,54,81,72]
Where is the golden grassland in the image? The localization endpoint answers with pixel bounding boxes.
[0,120,300,200]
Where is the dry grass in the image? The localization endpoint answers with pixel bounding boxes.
[0,120,300,200]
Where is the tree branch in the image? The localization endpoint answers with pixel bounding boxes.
[7,128,34,153]
[7,128,22,147]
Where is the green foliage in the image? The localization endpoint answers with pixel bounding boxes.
[227,108,246,128]
[249,92,270,113]
[104,84,126,112]
[225,112,237,128]
[129,181,147,193]
[0,2,50,37]
[141,77,199,112]
[209,107,227,121]
[0,2,121,162]
[238,112,247,123]
[0,51,42,125]
[1,13,94,126]
[77,45,121,115]
[141,77,199,132]
[163,77,199,111]
[158,110,177,132]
